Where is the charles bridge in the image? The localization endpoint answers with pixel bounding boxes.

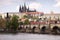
[17,20,60,34]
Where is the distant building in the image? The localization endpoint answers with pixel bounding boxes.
[19,3,36,13]
[26,12,44,17]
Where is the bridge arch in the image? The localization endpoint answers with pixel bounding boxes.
[41,26,47,32]
[32,26,36,30]
[52,26,60,34]
[32,26,36,32]
[52,26,58,30]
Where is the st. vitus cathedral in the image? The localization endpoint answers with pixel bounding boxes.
[19,3,36,12]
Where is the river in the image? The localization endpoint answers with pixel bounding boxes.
[0,33,60,40]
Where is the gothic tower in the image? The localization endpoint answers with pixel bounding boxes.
[23,3,26,12]
[19,6,22,12]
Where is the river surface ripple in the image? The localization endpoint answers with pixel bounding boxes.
[0,33,60,40]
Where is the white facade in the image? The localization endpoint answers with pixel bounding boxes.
[0,12,26,19]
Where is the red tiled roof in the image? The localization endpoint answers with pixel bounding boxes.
[26,12,44,14]
[30,21,47,25]
[20,18,27,21]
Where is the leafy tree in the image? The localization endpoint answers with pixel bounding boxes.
[24,19,30,25]
[11,15,19,31]
[6,20,11,29]
[19,22,23,25]
[0,18,6,29]
[23,15,28,18]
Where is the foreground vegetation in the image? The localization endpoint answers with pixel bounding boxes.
[0,14,30,32]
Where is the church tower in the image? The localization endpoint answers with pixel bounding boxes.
[19,3,27,12]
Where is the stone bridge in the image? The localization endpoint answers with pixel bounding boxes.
[18,23,60,33]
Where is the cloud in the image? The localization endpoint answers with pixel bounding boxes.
[0,0,13,6]
[54,0,60,7]
[28,2,42,10]
[16,5,20,11]
[0,0,36,6]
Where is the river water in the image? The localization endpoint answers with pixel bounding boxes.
[0,33,60,40]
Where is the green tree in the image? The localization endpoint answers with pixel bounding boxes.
[19,22,23,25]
[24,19,30,25]
[0,18,6,29]
[23,15,28,18]
[6,20,11,30]
[11,15,19,31]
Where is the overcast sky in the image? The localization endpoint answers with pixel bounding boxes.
[0,0,60,13]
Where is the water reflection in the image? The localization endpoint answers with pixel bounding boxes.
[0,33,60,40]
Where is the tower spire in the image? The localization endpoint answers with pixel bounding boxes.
[19,5,21,12]
[24,3,26,12]
[27,6,29,12]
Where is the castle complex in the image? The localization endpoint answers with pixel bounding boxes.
[0,11,60,33]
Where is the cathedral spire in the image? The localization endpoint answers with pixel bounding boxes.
[27,6,29,12]
[19,5,22,12]
[23,3,26,12]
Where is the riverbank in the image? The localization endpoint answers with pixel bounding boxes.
[0,31,60,35]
